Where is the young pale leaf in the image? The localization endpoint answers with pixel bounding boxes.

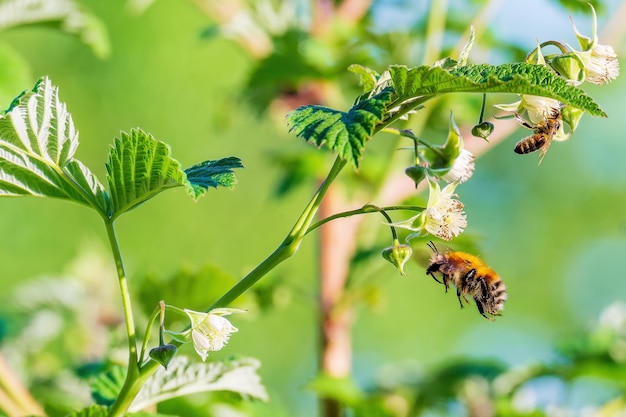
[347,64,380,92]
[184,156,244,198]
[287,89,393,169]
[389,63,606,116]
[0,77,110,214]
[0,0,110,58]
[129,356,269,412]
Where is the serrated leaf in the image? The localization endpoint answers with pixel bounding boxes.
[287,89,393,169]
[105,128,186,217]
[184,156,243,198]
[64,405,108,417]
[0,77,111,214]
[389,63,606,117]
[129,356,269,412]
[106,130,243,217]
[0,0,110,58]
[347,64,380,92]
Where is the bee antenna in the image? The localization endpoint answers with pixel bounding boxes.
[427,240,439,253]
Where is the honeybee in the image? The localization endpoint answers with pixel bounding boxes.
[514,107,562,163]
[425,241,506,320]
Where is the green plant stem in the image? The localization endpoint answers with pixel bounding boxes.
[210,156,347,309]
[138,305,161,366]
[306,204,425,235]
[105,218,141,417]
[108,155,348,414]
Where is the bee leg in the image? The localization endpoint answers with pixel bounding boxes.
[456,287,464,309]
[428,272,443,284]
[473,297,493,321]
[442,274,450,292]
[514,113,534,129]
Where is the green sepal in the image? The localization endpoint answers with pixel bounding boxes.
[423,113,463,177]
[549,53,586,85]
[164,329,190,344]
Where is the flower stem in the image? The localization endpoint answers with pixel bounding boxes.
[306,204,425,235]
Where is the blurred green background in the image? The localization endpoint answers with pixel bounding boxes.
[1,0,626,416]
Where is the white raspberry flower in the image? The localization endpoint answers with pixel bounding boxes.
[184,308,244,361]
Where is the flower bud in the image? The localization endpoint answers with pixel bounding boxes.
[561,105,584,133]
[149,344,178,369]
[382,241,413,276]
[405,165,426,188]
[549,53,585,85]
[471,121,494,140]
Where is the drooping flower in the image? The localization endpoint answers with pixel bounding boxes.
[569,4,619,85]
[423,178,467,240]
[440,148,475,184]
[394,177,467,241]
[182,308,244,361]
[427,113,475,184]
[495,94,561,125]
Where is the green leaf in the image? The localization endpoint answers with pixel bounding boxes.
[106,129,243,218]
[287,89,393,169]
[129,356,269,412]
[64,405,108,417]
[106,128,186,217]
[0,77,110,214]
[0,0,110,58]
[89,365,126,406]
[348,64,380,92]
[389,63,606,117]
[184,156,243,198]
